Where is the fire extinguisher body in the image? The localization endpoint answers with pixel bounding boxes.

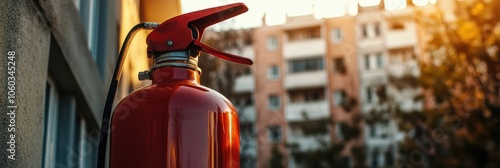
[109,67,240,168]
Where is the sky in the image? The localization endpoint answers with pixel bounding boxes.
[180,0,437,30]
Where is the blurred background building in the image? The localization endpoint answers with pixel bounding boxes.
[222,1,439,168]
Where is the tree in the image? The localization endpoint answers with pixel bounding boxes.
[396,1,500,167]
[270,145,286,168]
[286,96,365,168]
[199,29,253,96]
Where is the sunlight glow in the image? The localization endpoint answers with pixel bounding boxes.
[286,0,314,16]
[314,0,346,19]
[180,0,438,28]
[314,0,359,19]
[385,0,407,11]
[413,0,430,7]
[348,1,359,16]
[265,10,286,26]
[359,0,381,7]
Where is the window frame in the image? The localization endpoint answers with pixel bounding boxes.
[42,78,59,168]
[268,126,282,143]
[334,90,347,106]
[333,57,346,74]
[268,94,281,111]
[267,65,280,80]
[266,35,278,51]
[288,57,324,73]
[376,52,383,69]
[330,28,343,43]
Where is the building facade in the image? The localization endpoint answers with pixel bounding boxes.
[356,4,422,168]
[230,2,432,168]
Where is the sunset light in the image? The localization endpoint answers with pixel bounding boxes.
[181,0,438,29]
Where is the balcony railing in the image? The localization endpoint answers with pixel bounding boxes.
[285,101,329,122]
[237,106,256,123]
[234,75,255,93]
[283,38,326,59]
[285,70,327,89]
[385,25,418,48]
[287,133,330,151]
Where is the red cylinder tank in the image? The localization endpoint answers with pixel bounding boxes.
[109,67,240,168]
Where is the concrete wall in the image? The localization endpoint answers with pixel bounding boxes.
[0,1,51,167]
[0,0,118,167]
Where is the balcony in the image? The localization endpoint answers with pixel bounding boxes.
[287,133,330,151]
[237,106,255,123]
[385,25,418,49]
[283,38,326,59]
[285,101,329,122]
[234,75,255,93]
[285,70,326,89]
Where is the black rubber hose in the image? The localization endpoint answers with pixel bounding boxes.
[97,22,158,168]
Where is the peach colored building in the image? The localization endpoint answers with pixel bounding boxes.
[231,3,429,168]
[245,14,362,167]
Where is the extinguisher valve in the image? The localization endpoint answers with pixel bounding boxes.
[146,3,253,68]
[138,70,151,81]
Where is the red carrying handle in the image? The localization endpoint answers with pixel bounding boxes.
[146,3,253,65]
[193,41,253,65]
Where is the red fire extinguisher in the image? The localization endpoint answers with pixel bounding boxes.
[96,3,252,168]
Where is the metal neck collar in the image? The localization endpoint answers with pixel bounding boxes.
[151,50,202,74]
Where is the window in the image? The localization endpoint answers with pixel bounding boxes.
[365,53,383,70]
[334,90,347,106]
[43,80,59,168]
[43,78,97,167]
[79,0,99,60]
[376,53,383,69]
[374,22,381,37]
[366,87,373,103]
[369,124,376,137]
[333,57,346,74]
[269,126,282,143]
[371,148,380,168]
[268,95,281,110]
[77,118,98,168]
[361,24,368,38]
[287,27,321,41]
[390,22,405,30]
[365,54,371,70]
[289,57,324,73]
[289,88,325,103]
[268,65,280,79]
[331,28,343,43]
[267,36,278,51]
[335,123,343,140]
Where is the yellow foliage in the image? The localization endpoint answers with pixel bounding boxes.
[457,21,480,43]
[470,2,484,16]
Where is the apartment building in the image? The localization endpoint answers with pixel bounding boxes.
[227,14,363,168]
[229,2,429,168]
[356,3,422,167]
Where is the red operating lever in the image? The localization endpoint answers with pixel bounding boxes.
[146,3,253,65]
